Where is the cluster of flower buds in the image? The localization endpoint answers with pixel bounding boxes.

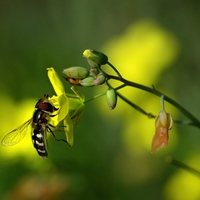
[62,66,106,87]
[151,110,173,153]
[63,49,109,87]
[63,49,119,110]
[63,49,176,153]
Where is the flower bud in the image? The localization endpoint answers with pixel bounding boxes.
[151,110,173,153]
[106,88,117,110]
[62,66,89,79]
[93,73,106,86]
[83,49,108,68]
[89,67,100,77]
[79,76,95,87]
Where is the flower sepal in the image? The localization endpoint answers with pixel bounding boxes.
[71,104,85,124]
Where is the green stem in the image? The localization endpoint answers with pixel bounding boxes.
[166,156,200,177]
[117,91,196,126]
[160,95,165,110]
[107,61,123,78]
[84,84,126,103]
[107,75,200,128]
[84,92,106,103]
[117,92,156,118]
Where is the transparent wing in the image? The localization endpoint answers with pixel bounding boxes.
[1,119,32,146]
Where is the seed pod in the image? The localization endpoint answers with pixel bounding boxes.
[79,76,95,87]
[106,88,117,110]
[83,49,108,68]
[62,66,89,79]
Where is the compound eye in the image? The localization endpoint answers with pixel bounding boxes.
[37,102,54,113]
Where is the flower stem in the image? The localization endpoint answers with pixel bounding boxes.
[160,95,165,110]
[166,156,200,177]
[84,92,106,103]
[117,91,156,118]
[107,74,200,128]
[117,91,196,126]
[107,61,123,78]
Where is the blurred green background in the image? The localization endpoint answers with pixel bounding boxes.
[1,0,200,199]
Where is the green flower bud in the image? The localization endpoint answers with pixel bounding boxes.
[83,49,108,68]
[62,66,89,79]
[89,67,100,77]
[106,88,117,110]
[93,73,106,85]
[79,76,95,87]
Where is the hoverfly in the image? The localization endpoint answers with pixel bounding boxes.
[1,95,67,158]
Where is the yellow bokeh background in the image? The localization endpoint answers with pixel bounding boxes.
[164,154,200,200]
[95,19,200,200]
[0,95,38,160]
[1,1,200,199]
[101,19,179,154]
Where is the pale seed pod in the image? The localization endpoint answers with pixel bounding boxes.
[62,66,89,79]
[106,88,117,110]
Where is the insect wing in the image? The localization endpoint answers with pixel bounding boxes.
[1,119,32,146]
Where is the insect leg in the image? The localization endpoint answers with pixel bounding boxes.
[47,126,69,144]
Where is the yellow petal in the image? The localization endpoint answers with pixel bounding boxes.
[57,94,69,122]
[47,67,65,96]
[64,114,74,146]
[49,94,69,126]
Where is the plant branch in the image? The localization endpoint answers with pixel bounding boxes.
[106,74,200,128]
